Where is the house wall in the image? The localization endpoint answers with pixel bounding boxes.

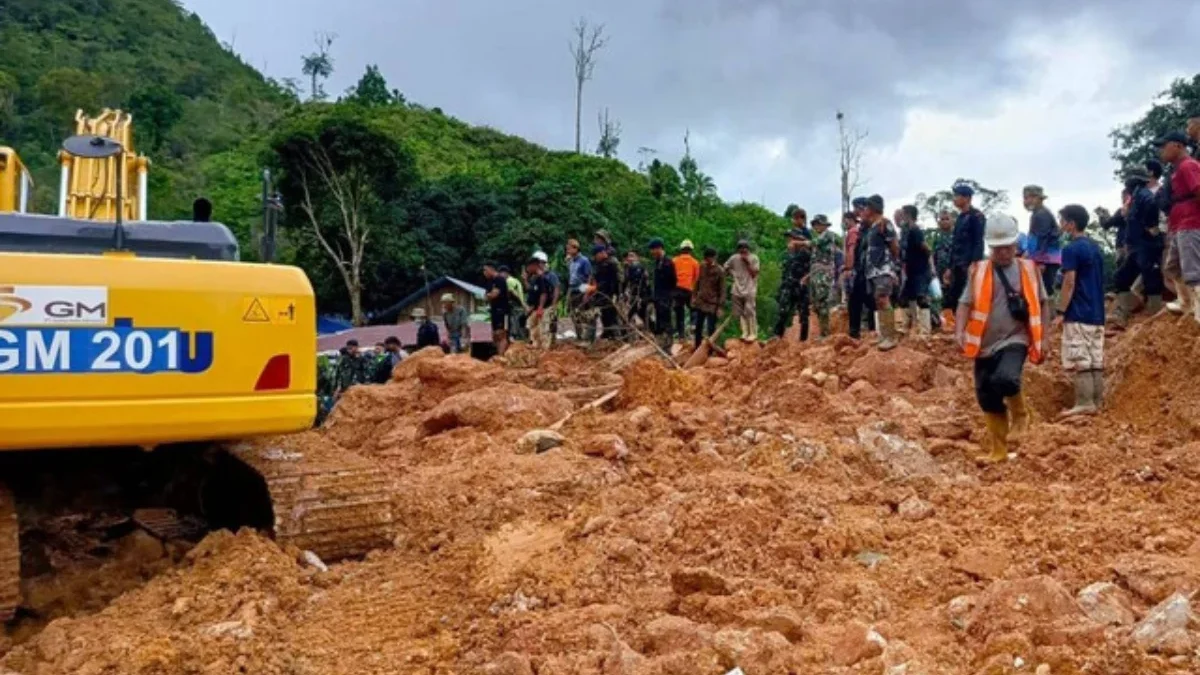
[393,287,477,322]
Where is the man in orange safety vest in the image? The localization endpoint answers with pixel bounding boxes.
[955,213,1053,465]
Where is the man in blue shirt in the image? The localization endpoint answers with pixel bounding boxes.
[1056,204,1106,418]
[944,183,987,326]
[565,239,594,341]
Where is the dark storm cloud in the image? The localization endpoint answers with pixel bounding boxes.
[183,0,1196,209]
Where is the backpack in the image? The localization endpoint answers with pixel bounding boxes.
[417,320,440,349]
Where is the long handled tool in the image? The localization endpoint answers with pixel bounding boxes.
[684,314,732,369]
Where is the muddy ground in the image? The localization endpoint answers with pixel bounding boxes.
[3,315,1200,675]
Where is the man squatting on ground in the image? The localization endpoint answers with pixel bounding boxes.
[957,213,1051,465]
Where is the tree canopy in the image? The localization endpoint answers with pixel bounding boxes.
[1110,74,1200,176]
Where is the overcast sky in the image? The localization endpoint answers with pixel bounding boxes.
[182,0,1197,224]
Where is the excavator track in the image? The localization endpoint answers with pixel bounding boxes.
[221,440,396,562]
[0,483,17,622]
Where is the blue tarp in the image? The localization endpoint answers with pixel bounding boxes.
[317,315,353,335]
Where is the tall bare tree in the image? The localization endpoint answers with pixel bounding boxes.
[570,19,608,154]
[836,110,868,215]
[596,107,621,158]
[302,32,337,102]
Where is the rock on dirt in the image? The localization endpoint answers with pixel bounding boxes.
[670,567,732,596]
[420,385,574,436]
[482,652,534,675]
[580,434,629,460]
[643,615,713,654]
[830,620,886,667]
[846,346,935,392]
[857,423,941,480]
[965,576,1086,643]
[897,496,935,521]
[1131,593,1195,655]
[517,429,566,454]
[1076,582,1135,626]
[1111,553,1200,604]
[952,547,1012,581]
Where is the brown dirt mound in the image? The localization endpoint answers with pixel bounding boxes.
[614,359,702,410]
[1106,315,1200,440]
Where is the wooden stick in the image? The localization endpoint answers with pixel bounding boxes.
[549,390,620,431]
[684,315,732,369]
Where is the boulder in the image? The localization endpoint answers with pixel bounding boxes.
[415,353,501,386]
[517,429,566,454]
[643,615,713,655]
[1112,554,1200,604]
[581,434,629,460]
[1131,593,1195,655]
[711,628,794,672]
[966,576,1085,643]
[846,346,936,392]
[856,423,941,480]
[830,620,886,667]
[1076,582,1135,626]
[897,496,935,522]
[420,385,573,436]
[389,346,444,382]
[670,567,732,597]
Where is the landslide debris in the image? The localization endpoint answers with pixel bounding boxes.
[6,316,1200,674]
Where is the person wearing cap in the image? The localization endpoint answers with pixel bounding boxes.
[587,243,621,339]
[1055,204,1107,418]
[538,252,562,346]
[621,250,651,329]
[334,338,372,395]
[1157,130,1200,322]
[863,195,901,350]
[724,239,761,342]
[946,182,988,325]
[524,255,552,349]
[775,227,813,341]
[1113,167,1166,325]
[672,240,701,340]
[565,239,596,342]
[594,229,617,257]
[1022,185,1063,297]
[440,292,471,354]
[483,263,512,355]
[896,204,933,335]
[808,214,838,338]
[846,197,877,338]
[956,213,1051,465]
[647,239,677,347]
[690,246,726,349]
[412,306,441,351]
[928,210,956,329]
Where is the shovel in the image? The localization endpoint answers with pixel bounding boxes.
[684,315,732,369]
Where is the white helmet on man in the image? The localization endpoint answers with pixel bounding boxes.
[985,213,1020,248]
[532,250,549,263]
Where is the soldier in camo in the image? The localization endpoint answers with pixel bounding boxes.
[333,339,373,395]
[808,214,838,338]
[929,210,956,329]
[774,227,813,341]
[315,354,337,426]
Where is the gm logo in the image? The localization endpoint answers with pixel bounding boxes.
[0,285,108,326]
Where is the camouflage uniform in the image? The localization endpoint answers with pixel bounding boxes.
[809,229,838,337]
[334,352,372,393]
[929,228,955,322]
[316,355,337,426]
[774,245,811,340]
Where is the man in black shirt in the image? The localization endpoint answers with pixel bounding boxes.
[622,250,650,329]
[1113,168,1165,325]
[945,183,987,327]
[525,257,553,349]
[898,204,933,335]
[648,238,677,347]
[847,197,877,339]
[589,244,621,340]
[483,263,511,355]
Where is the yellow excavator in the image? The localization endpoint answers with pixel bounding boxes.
[0,110,394,620]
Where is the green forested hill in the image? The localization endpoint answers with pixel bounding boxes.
[1,0,791,328]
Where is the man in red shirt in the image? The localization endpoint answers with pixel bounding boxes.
[1158,131,1200,323]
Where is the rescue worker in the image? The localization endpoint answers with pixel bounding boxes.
[896,205,933,335]
[808,214,837,339]
[724,239,761,342]
[1055,205,1107,418]
[775,227,812,341]
[413,308,440,350]
[929,210,956,329]
[500,265,526,341]
[945,183,988,325]
[691,246,726,349]
[565,239,595,341]
[334,339,372,395]
[648,239,677,349]
[484,263,512,355]
[441,293,471,354]
[863,195,901,351]
[536,251,562,346]
[373,335,407,383]
[525,255,553,349]
[622,250,651,329]
[845,198,876,339]
[1113,167,1165,325]
[587,243,621,340]
[956,214,1051,465]
[672,240,700,341]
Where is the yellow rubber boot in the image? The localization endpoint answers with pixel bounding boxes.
[977,412,1010,465]
[1005,392,1031,439]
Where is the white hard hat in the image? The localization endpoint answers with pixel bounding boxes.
[985,214,1020,248]
[440,293,455,303]
[532,251,549,263]
[679,239,694,250]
